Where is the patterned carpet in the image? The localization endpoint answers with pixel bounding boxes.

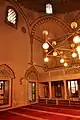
[0,104,80,120]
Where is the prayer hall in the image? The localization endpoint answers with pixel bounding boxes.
[0,0,80,119]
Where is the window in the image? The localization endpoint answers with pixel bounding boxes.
[5,6,18,28]
[32,82,36,102]
[46,3,53,14]
[68,80,78,97]
[0,81,4,90]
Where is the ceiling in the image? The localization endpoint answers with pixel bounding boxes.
[18,0,80,70]
[18,0,80,13]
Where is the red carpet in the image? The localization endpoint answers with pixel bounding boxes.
[0,104,80,120]
[11,108,80,120]
[0,111,34,120]
[26,104,80,116]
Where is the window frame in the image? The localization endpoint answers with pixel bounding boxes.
[5,6,18,29]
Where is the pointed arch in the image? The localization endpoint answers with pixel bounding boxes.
[25,66,39,80]
[0,64,15,79]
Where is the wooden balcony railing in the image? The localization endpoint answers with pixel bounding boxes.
[38,98,80,107]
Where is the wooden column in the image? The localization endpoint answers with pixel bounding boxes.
[64,80,67,99]
[49,81,52,99]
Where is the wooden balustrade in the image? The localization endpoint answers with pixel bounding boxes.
[38,98,80,107]
[39,99,46,104]
[70,100,80,107]
[47,99,56,105]
[58,100,69,106]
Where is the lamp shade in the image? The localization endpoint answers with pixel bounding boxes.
[44,57,49,62]
[72,52,77,58]
[53,51,57,56]
[42,42,49,49]
[60,58,64,63]
[64,62,68,67]
[71,22,77,29]
[73,35,80,44]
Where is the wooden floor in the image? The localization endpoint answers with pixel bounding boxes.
[0,104,80,120]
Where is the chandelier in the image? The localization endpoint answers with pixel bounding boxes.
[42,22,80,67]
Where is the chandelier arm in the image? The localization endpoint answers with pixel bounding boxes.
[47,54,75,59]
[47,41,54,49]
[57,33,75,46]
[56,29,80,48]
[56,40,70,48]
[56,50,61,56]
[56,48,72,51]
[47,49,54,55]
[47,55,60,57]
[62,52,72,59]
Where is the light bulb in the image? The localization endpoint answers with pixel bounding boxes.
[72,52,77,58]
[73,35,80,44]
[60,51,63,55]
[42,30,48,36]
[64,62,68,67]
[52,41,56,46]
[53,51,57,56]
[60,58,64,63]
[42,42,49,49]
[44,57,49,62]
[71,22,77,29]
[71,43,75,48]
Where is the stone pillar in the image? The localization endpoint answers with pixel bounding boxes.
[49,81,52,99]
[63,80,67,99]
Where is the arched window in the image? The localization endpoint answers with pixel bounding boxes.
[5,6,18,28]
[46,3,53,14]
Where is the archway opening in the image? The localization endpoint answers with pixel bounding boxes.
[25,66,38,103]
